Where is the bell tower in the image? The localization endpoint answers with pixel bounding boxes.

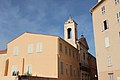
[64,17,78,48]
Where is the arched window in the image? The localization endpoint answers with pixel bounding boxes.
[67,28,72,39]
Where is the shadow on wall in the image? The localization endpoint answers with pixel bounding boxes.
[18,76,58,80]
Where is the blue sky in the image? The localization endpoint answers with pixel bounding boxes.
[0,0,97,56]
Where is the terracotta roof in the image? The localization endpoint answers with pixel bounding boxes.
[0,50,7,54]
[90,0,105,13]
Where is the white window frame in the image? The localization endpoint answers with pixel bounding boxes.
[101,6,105,15]
[11,65,18,76]
[117,12,120,22]
[26,64,32,75]
[105,37,110,48]
[102,20,109,31]
[14,47,18,56]
[28,44,33,54]
[36,43,42,53]
[109,73,114,80]
[115,0,119,4]
[107,56,112,67]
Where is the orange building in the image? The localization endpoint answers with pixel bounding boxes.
[0,50,7,76]
[0,18,97,80]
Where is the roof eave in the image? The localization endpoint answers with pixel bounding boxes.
[0,49,7,54]
[7,32,59,45]
[90,0,105,14]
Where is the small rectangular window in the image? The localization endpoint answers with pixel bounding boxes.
[70,65,72,76]
[83,53,85,60]
[11,65,18,76]
[60,43,62,52]
[104,20,108,30]
[109,73,114,80]
[119,32,120,37]
[26,64,32,75]
[28,44,33,53]
[117,12,120,22]
[73,51,74,58]
[78,68,80,77]
[36,43,42,53]
[101,6,105,14]
[14,47,18,56]
[69,48,71,56]
[115,0,119,4]
[105,37,110,47]
[74,68,76,76]
[65,46,67,54]
[102,20,109,31]
[107,56,112,67]
[60,62,64,74]
[76,53,78,60]
[66,64,68,75]
[82,73,84,80]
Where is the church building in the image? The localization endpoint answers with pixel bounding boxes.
[0,17,97,80]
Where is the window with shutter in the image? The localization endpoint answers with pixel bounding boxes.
[36,43,42,53]
[28,44,33,53]
[102,20,109,31]
[11,65,18,76]
[101,6,105,15]
[117,12,120,22]
[14,47,18,56]
[26,64,32,75]
[105,37,110,47]
[107,56,112,67]
[109,73,114,80]
[115,0,119,4]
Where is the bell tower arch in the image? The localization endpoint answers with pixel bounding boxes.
[64,17,78,48]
